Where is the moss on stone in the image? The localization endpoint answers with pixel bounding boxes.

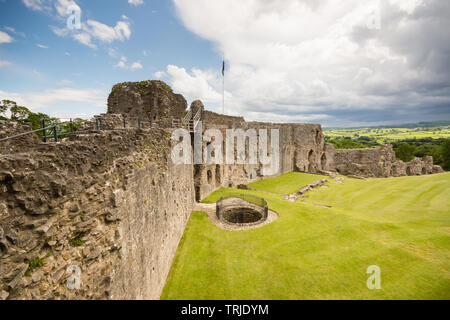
[25,257,45,276]
[70,236,85,247]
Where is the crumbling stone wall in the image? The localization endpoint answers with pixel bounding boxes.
[322,143,336,172]
[202,110,245,127]
[0,121,41,154]
[333,145,396,177]
[194,119,325,200]
[107,80,187,127]
[333,144,444,178]
[0,120,194,300]
[1,79,446,301]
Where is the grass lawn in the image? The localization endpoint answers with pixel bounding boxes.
[161,172,450,300]
[324,126,450,143]
[248,171,328,195]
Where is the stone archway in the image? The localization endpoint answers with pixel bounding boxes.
[207,170,213,184]
[321,153,327,171]
[406,167,412,176]
[315,130,321,145]
[308,150,316,172]
[215,165,221,187]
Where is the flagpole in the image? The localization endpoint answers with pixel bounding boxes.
[222,60,225,115]
[222,72,225,115]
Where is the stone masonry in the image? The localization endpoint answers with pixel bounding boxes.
[0,119,194,300]
[0,80,445,300]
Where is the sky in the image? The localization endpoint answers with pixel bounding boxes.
[0,0,449,127]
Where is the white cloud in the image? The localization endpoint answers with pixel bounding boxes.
[52,19,131,49]
[114,56,143,71]
[44,1,132,49]
[49,25,69,37]
[4,27,26,37]
[0,31,14,44]
[73,32,96,49]
[56,79,73,85]
[0,60,12,68]
[128,0,144,6]
[166,65,223,103]
[36,43,49,48]
[153,71,166,79]
[171,0,450,125]
[54,0,80,17]
[0,87,106,111]
[115,56,128,69]
[130,62,143,70]
[22,0,52,12]
[85,20,131,43]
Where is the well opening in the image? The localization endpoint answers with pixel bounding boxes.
[216,194,268,227]
[222,207,263,224]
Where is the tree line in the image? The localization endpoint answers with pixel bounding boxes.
[326,136,450,171]
[0,100,85,138]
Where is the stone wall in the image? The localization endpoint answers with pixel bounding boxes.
[107,80,187,127]
[2,79,445,300]
[0,121,41,154]
[332,144,444,178]
[0,120,194,300]
[202,110,245,127]
[194,119,325,200]
[333,144,396,177]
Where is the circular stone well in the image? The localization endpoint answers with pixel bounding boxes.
[222,207,263,224]
[216,194,268,227]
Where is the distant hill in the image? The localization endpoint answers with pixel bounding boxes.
[325,120,450,130]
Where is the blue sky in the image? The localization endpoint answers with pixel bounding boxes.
[0,0,449,127]
[0,0,220,118]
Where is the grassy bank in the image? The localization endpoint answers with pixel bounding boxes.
[162,172,450,300]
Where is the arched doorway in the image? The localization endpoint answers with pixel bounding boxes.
[215,165,221,187]
[321,153,327,170]
[406,167,412,176]
[315,130,321,145]
[308,150,316,172]
[207,170,213,184]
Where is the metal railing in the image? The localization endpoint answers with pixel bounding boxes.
[182,109,193,126]
[122,116,163,129]
[171,108,202,132]
[0,119,77,143]
[0,110,204,145]
[193,107,202,131]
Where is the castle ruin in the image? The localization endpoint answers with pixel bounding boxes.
[0,80,444,300]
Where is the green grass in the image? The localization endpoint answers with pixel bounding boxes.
[70,236,85,247]
[212,192,267,207]
[324,126,450,144]
[162,172,450,300]
[25,257,45,277]
[247,171,328,195]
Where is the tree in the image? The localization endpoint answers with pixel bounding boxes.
[0,99,17,117]
[395,143,416,162]
[10,105,32,121]
[441,139,450,171]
